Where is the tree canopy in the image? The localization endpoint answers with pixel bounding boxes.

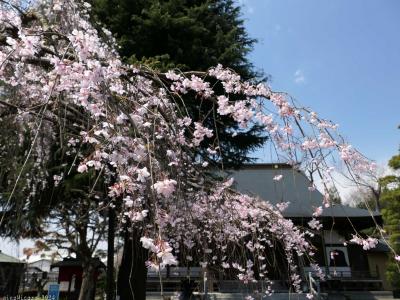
[90,0,267,168]
[91,0,258,78]
[380,149,400,290]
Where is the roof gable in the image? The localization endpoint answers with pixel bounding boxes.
[227,164,378,219]
[0,251,22,264]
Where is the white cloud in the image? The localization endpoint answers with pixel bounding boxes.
[0,238,34,258]
[294,69,306,84]
[247,6,255,14]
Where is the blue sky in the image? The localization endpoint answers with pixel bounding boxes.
[239,0,400,164]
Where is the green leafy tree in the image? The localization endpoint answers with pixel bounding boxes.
[0,117,50,238]
[380,151,400,290]
[0,97,108,299]
[91,0,258,79]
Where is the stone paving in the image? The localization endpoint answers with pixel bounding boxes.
[145,291,395,300]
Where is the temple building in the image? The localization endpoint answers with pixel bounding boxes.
[228,163,391,292]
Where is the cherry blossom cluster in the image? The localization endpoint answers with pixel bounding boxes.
[140,236,178,269]
[349,235,379,251]
[166,66,377,183]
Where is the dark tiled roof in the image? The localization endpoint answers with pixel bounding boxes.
[0,251,23,264]
[227,164,380,222]
[51,257,105,269]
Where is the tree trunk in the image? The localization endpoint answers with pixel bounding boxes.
[117,227,148,300]
[78,262,96,300]
[106,207,115,300]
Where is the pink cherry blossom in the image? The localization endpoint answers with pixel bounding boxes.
[152,179,177,198]
[350,235,378,250]
[312,206,323,217]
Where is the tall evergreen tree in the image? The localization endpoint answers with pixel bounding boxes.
[380,153,400,292]
[91,0,267,168]
[92,0,258,79]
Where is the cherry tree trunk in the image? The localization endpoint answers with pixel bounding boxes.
[117,228,148,300]
[106,207,116,300]
[78,262,96,300]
